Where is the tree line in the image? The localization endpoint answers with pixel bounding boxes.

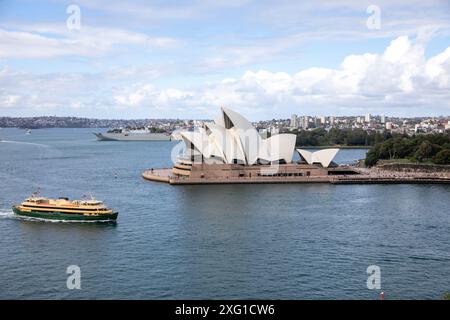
[364,133,450,166]
[287,128,395,147]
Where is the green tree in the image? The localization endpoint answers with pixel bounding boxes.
[364,151,379,167]
[414,140,433,162]
[432,149,450,165]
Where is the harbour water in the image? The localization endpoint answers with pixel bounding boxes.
[0,128,449,299]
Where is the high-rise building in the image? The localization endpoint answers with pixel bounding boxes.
[356,116,362,124]
[320,116,326,124]
[380,114,385,124]
[385,122,392,130]
[329,116,335,126]
[365,113,371,123]
[290,114,298,128]
[302,116,309,129]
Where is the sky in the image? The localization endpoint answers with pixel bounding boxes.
[0,0,449,120]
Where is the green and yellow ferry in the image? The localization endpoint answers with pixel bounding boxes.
[12,196,118,221]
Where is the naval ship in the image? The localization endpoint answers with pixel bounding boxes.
[94,127,172,141]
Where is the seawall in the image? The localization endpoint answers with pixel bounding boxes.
[142,168,450,185]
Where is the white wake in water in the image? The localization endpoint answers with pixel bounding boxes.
[0,139,62,160]
[0,210,15,218]
[0,140,50,148]
[0,210,114,223]
[13,216,114,223]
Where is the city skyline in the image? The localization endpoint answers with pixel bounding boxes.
[1,110,450,121]
[2,113,449,136]
[0,0,450,120]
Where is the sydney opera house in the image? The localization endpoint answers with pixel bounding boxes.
[143,107,359,184]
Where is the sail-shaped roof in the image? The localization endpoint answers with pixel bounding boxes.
[180,107,298,165]
[296,148,339,168]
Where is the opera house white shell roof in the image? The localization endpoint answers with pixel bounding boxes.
[296,148,339,168]
[179,107,339,167]
[180,107,297,165]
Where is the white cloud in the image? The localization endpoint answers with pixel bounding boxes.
[0,24,181,59]
[113,84,196,110]
[425,47,450,88]
[0,93,22,108]
[75,0,253,21]
[108,36,450,117]
[1,35,449,118]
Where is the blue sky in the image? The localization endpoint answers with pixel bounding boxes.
[0,0,449,119]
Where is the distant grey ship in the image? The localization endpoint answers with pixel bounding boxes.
[94,127,172,141]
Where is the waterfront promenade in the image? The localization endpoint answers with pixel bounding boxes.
[142,167,450,185]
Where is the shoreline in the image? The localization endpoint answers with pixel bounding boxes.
[142,167,450,185]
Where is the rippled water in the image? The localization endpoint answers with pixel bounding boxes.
[0,128,449,299]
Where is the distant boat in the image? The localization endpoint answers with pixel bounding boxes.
[25,129,31,135]
[94,127,171,141]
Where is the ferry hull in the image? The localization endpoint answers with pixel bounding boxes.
[12,206,118,221]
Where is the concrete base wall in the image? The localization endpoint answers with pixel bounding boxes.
[142,165,450,185]
[187,163,329,179]
[143,163,344,184]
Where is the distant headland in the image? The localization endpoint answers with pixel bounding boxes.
[0,116,187,129]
